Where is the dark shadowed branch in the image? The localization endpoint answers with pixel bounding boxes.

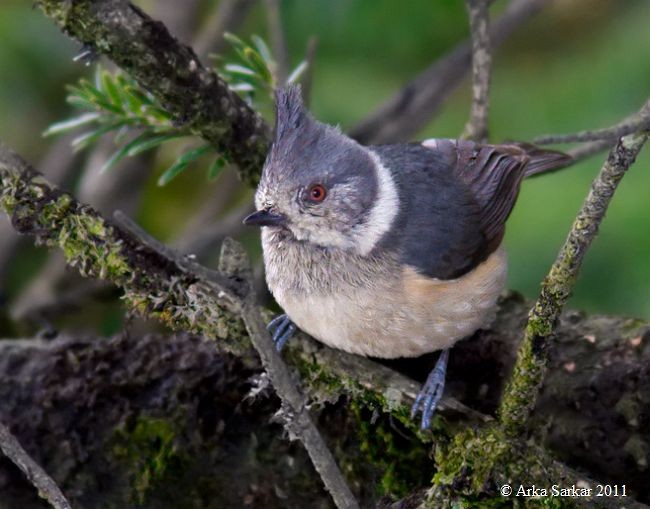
[0,421,72,509]
[461,0,492,142]
[350,0,551,144]
[499,122,649,437]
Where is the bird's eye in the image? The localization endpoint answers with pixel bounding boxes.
[307,184,327,203]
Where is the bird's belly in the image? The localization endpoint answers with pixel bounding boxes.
[274,247,508,359]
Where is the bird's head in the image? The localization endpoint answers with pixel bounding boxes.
[244,85,398,256]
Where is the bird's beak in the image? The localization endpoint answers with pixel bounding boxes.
[243,208,287,227]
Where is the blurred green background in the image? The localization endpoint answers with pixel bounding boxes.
[0,0,648,334]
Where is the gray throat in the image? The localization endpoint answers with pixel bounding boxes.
[261,227,397,297]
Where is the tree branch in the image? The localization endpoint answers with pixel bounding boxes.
[461,0,492,142]
[534,99,650,145]
[240,302,360,509]
[0,141,359,509]
[37,0,270,186]
[349,0,551,144]
[3,140,650,505]
[116,215,360,508]
[499,126,649,437]
[0,421,72,509]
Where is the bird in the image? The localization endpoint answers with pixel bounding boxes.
[243,85,572,429]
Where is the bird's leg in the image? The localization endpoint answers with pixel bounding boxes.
[411,349,450,430]
[267,314,297,352]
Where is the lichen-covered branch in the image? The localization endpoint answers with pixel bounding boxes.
[461,0,492,142]
[37,0,270,186]
[499,127,649,437]
[0,421,72,509]
[0,141,248,349]
[1,141,361,508]
[4,138,650,506]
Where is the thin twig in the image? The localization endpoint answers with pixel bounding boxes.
[567,138,615,162]
[534,99,650,145]
[240,302,360,509]
[547,100,650,162]
[265,0,290,85]
[0,421,72,509]
[350,0,551,144]
[461,0,492,142]
[498,123,649,437]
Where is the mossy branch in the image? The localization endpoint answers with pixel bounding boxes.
[5,139,650,506]
[499,126,649,437]
[37,0,271,186]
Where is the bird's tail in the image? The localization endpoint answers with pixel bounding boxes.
[515,142,573,178]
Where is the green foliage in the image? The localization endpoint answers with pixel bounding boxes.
[218,32,308,104]
[44,33,307,187]
[43,67,226,185]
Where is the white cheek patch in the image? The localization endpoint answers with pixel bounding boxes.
[351,150,399,256]
[254,183,267,210]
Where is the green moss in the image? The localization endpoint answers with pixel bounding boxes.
[347,401,432,499]
[433,426,509,493]
[111,416,187,505]
[430,425,588,509]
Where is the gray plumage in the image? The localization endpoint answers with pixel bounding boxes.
[246,85,571,359]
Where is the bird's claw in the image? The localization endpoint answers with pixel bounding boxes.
[267,314,296,352]
[411,349,449,430]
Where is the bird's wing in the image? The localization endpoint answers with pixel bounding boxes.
[372,140,570,280]
[422,138,570,254]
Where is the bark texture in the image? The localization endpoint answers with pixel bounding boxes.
[0,300,649,507]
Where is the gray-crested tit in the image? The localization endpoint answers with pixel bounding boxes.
[244,85,571,429]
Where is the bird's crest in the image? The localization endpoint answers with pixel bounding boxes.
[274,84,308,142]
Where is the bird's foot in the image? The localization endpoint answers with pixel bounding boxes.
[267,314,296,352]
[411,349,450,430]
